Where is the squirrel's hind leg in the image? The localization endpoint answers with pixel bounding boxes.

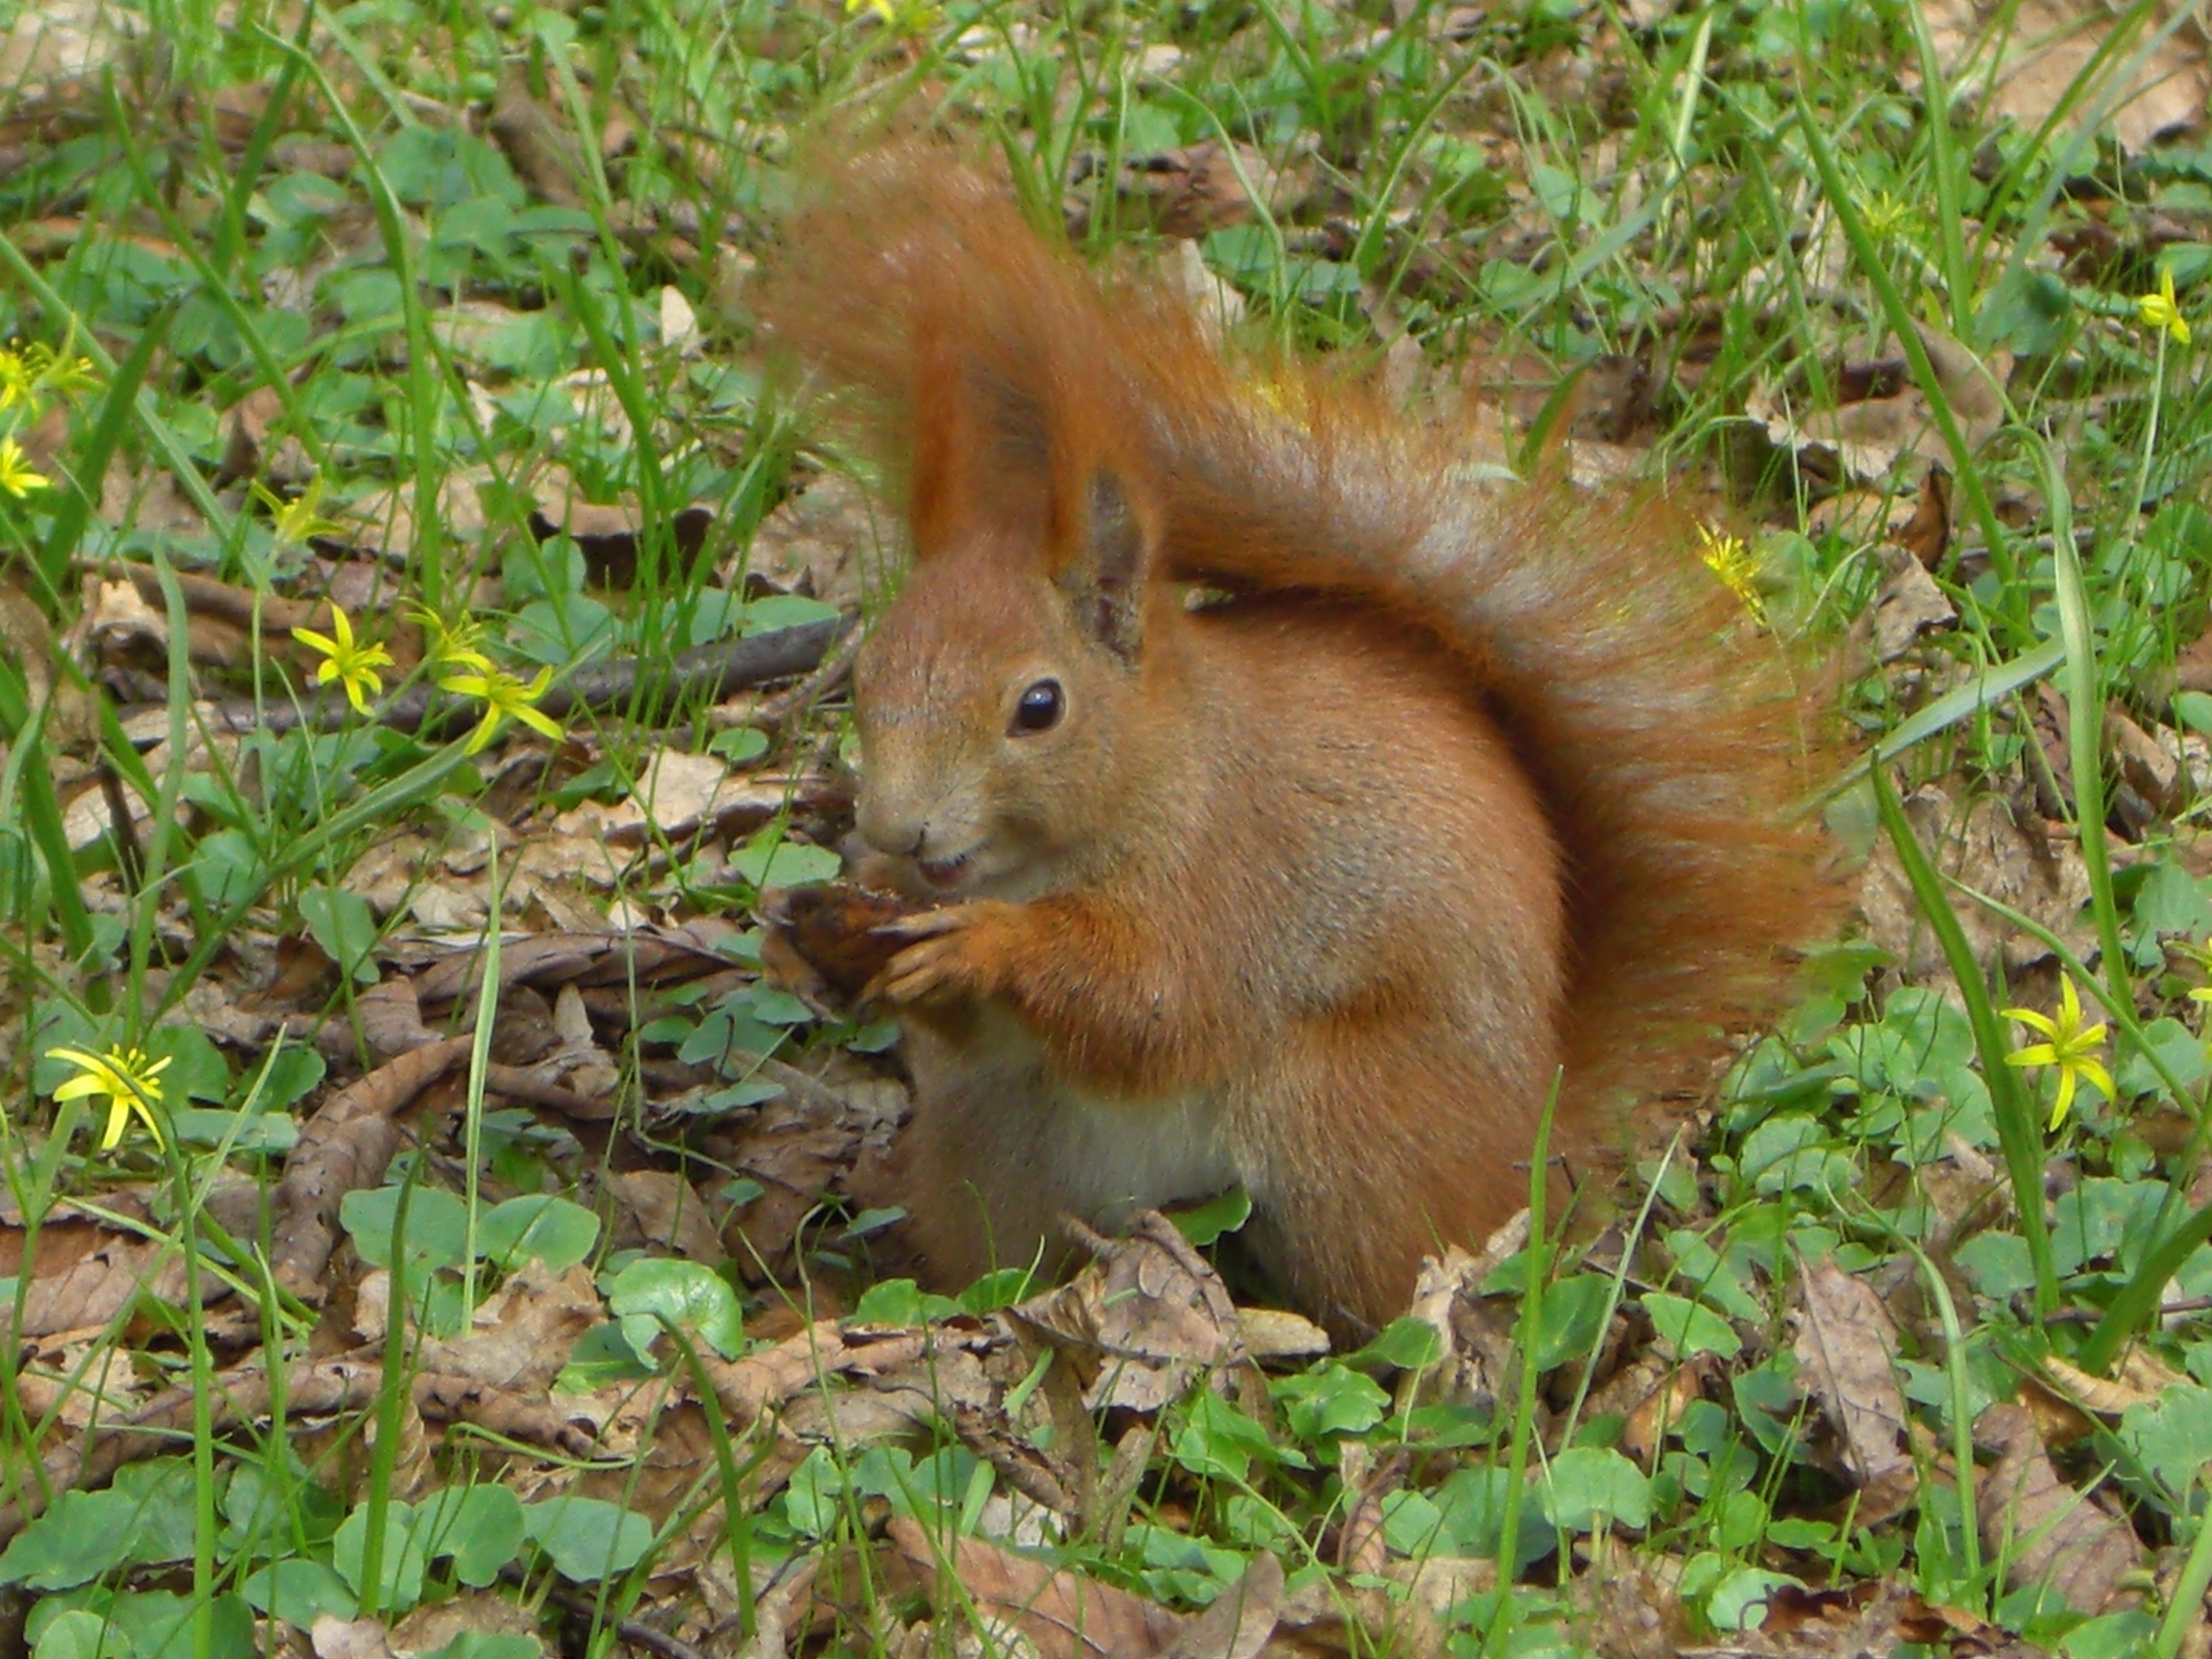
[1230,1015,1551,1335]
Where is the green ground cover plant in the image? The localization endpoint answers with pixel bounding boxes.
[3,0,2212,1655]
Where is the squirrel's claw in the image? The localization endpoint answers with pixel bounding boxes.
[862,902,1017,1008]
[863,903,997,1006]
[869,909,968,943]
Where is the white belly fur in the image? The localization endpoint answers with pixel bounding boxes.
[1049,1080,1237,1221]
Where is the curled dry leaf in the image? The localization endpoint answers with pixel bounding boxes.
[1895,462,1954,571]
[1,577,98,748]
[0,1221,194,1353]
[745,470,884,611]
[952,1401,1082,1519]
[310,1617,405,1659]
[1792,1255,1917,1525]
[1095,140,1281,241]
[721,1067,907,1284]
[409,924,735,1015]
[2108,705,2184,821]
[1334,1443,1409,1576]
[412,1261,606,1395]
[1153,1550,1282,1659]
[270,1036,473,1303]
[1394,1228,1530,1420]
[1015,1212,1243,1414]
[389,1593,548,1659]
[1235,1306,1330,1365]
[605,1169,728,1267]
[487,68,587,208]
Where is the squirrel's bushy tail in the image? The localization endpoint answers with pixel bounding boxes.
[759,142,1843,1163]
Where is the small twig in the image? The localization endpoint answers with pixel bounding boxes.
[758,623,863,733]
[96,758,143,892]
[2041,1293,2212,1326]
[535,1578,712,1659]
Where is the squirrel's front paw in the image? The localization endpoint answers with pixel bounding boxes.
[864,902,1017,1006]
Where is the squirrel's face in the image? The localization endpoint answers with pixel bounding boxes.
[853,539,1147,901]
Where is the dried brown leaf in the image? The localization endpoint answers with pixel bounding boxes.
[882,1513,1180,1659]
[1015,1212,1242,1414]
[1976,1401,2144,1616]
[270,1037,472,1302]
[1793,1256,1915,1525]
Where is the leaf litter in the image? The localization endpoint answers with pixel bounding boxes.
[5,1,2212,1656]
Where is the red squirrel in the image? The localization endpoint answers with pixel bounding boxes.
[757,146,1841,1332]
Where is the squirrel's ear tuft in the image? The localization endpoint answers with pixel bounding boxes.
[1062,470,1151,661]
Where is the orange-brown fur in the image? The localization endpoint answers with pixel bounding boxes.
[758,144,1841,1332]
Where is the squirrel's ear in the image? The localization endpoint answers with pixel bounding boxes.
[1061,470,1151,661]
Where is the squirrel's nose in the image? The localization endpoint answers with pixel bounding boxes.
[857,799,927,859]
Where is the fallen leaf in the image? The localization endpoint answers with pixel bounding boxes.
[1975,1401,2143,1615]
[1014,1212,1243,1414]
[1793,1255,1916,1525]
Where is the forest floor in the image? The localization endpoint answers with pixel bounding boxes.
[2,1,2212,1656]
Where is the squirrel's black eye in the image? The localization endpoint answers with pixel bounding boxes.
[1012,678,1064,735]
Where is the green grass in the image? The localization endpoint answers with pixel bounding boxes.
[1,0,2211,1655]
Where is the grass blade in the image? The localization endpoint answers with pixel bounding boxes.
[1870,766,2055,1313]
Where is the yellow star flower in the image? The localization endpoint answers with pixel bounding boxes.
[253,474,346,550]
[291,605,394,716]
[0,437,49,499]
[2139,268,2192,346]
[23,342,96,400]
[408,604,495,676]
[1698,525,1767,622]
[441,665,564,754]
[0,348,35,413]
[47,1044,171,1151]
[2002,974,2115,1130]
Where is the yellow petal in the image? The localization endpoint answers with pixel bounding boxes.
[2057,976,2085,1027]
[2003,1008,2058,1039]
[514,703,565,741]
